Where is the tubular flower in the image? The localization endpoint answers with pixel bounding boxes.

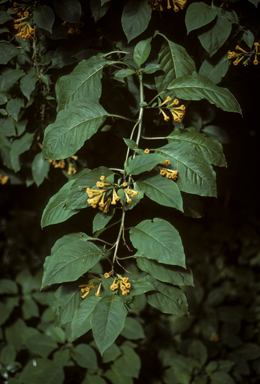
[159,167,178,180]
[0,174,9,185]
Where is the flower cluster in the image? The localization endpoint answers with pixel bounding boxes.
[0,174,9,185]
[228,42,259,66]
[159,96,186,123]
[86,176,139,213]
[49,156,77,175]
[149,0,187,12]
[107,274,131,296]
[62,21,85,35]
[13,5,35,40]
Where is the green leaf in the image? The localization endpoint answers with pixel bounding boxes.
[146,278,188,315]
[210,371,235,384]
[56,56,110,112]
[0,69,25,92]
[114,345,141,378]
[185,2,218,34]
[42,98,108,160]
[155,34,196,93]
[168,72,242,114]
[20,68,38,100]
[93,208,115,233]
[197,15,232,57]
[71,296,101,340]
[156,142,217,197]
[52,282,81,326]
[25,334,58,358]
[10,132,34,172]
[53,0,82,23]
[121,0,152,43]
[0,43,19,65]
[136,173,183,211]
[72,344,98,368]
[42,240,103,288]
[199,55,230,85]
[126,153,165,175]
[6,98,22,121]
[133,38,152,67]
[0,11,12,24]
[130,218,186,268]
[121,317,145,340]
[41,181,79,228]
[137,257,194,286]
[167,128,227,167]
[33,6,55,33]
[32,152,51,187]
[92,295,127,355]
[0,279,18,294]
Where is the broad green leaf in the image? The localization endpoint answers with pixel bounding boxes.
[185,2,218,34]
[22,294,39,319]
[0,344,16,366]
[41,181,79,228]
[114,345,141,378]
[92,295,127,355]
[126,153,165,175]
[155,34,196,93]
[33,6,55,33]
[156,142,217,197]
[121,0,152,43]
[42,98,108,160]
[136,173,183,211]
[71,296,101,340]
[52,282,81,326]
[72,344,98,368]
[121,317,145,340]
[210,371,235,384]
[93,208,115,233]
[167,128,227,167]
[0,43,19,65]
[133,38,152,67]
[53,0,82,22]
[25,334,58,358]
[168,72,242,114]
[42,240,103,288]
[56,56,109,111]
[0,69,25,92]
[6,98,22,121]
[199,55,230,85]
[0,279,18,294]
[0,11,12,24]
[102,343,121,363]
[130,218,186,268]
[197,15,232,57]
[32,152,50,187]
[137,257,194,286]
[0,116,15,136]
[20,68,38,100]
[146,278,188,315]
[19,358,64,384]
[10,132,34,172]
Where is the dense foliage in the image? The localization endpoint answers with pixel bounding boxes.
[0,0,260,383]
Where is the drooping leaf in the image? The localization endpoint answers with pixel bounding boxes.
[71,296,101,341]
[32,152,51,187]
[168,72,242,114]
[42,98,108,160]
[121,0,152,43]
[33,6,55,33]
[41,181,79,228]
[133,38,152,67]
[10,133,34,172]
[56,56,110,111]
[185,2,218,34]
[0,43,20,65]
[71,344,98,369]
[52,282,81,326]
[137,257,194,286]
[199,55,230,85]
[42,240,103,288]
[136,172,183,211]
[20,68,38,100]
[197,15,232,57]
[92,295,127,355]
[130,218,186,268]
[155,34,196,93]
[53,0,82,23]
[126,153,165,175]
[114,345,141,378]
[167,128,227,167]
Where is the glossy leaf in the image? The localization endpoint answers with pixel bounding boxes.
[121,0,152,43]
[133,38,151,67]
[92,295,127,355]
[136,173,183,211]
[168,72,242,114]
[33,6,55,33]
[130,218,186,268]
[52,282,81,326]
[42,240,103,288]
[10,133,34,172]
[71,296,101,341]
[126,153,164,175]
[20,67,38,100]
[42,98,108,160]
[185,2,218,34]
[53,0,82,23]
[32,152,51,187]
[41,181,79,228]
[199,55,230,85]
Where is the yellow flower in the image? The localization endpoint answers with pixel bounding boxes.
[95,283,102,297]
[0,174,9,185]
[144,148,150,154]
